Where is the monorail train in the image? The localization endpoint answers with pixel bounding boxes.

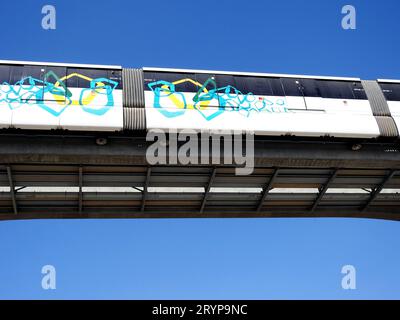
[0,59,399,139]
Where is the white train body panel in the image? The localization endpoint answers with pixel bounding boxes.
[1,88,124,131]
[58,88,123,131]
[144,91,380,138]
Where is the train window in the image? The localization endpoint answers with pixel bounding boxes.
[351,82,368,100]
[20,66,45,101]
[108,70,122,89]
[9,65,23,84]
[66,68,109,88]
[143,71,156,89]
[234,76,273,95]
[168,73,197,92]
[215,75,239,96]
[282,78,323,97]
[193,73,220,106]
[317,80,355,99]
[143,71,156,85]
[214,75,243,108]
[280,78,302,96]
[43,66,67,83]
[65,68,79,88]
[21,65,45,84]
[215,74,236,93]
[195,73,218,92]
[269,78,285,96]
[298,79,321,97]
[146,72,198,92]
[380,83,400,101]
[80,68,108,81]
[0,65,10,83]
[42,66,67,101]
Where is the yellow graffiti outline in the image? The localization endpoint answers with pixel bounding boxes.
[49,73,106,106]
[162,78,215,111]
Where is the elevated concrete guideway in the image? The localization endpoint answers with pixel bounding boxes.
[1,132,400,221]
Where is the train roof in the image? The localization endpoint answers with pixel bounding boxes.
[377,79,400,84]
[0,59,122,70]
[2,60,400,83]
[143,67,361,82]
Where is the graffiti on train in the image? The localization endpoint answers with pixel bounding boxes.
[147,77,290,121]
[0,71,119,117]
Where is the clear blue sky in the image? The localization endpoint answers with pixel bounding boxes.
[1,0,400,299]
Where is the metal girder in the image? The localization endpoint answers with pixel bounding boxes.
[256,168,279,212]
[310,169,339,212]
[78,166,83,214]
[6,166,17,215]
[361,170,397,212]
[0,132,400,221]
[1,133,400,169]
[141,167,151,212]
[0,164,399,221]
[199,167,217,213]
